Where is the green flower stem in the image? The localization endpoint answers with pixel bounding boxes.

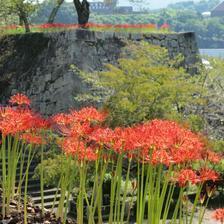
[24,145,34,224]
[162,183,176,224]
[139,162,145,223]
[179,193,183,224]
[64,160,76,224]
[114,154,123,223]
[142,164,152,217]
[92,159,109,223]
[149,167,157,223]
[108,155,122,224]
[147,164,155,222]
[198,196,210,224]
[189,184,203,224]
[51,176,62,212]
[136,160,140,223]
[6,135,12,214]
[171,187,184,224]
[155,164,163,224]
[157,165,173,223]
[57,156,73,222]
[90,157,100,213]
[40,143,44,215]
[120,158,132,223]
[16,141,26,210]
[1,136,6,218]
[77,161,86,224]
[1,134,22,217]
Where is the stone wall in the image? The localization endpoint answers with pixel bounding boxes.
[0,29,199,115]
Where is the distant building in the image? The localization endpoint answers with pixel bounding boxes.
[89,0,133,14]
[89,2,110,13]
[201,11,211,17]
[211,1,224,17]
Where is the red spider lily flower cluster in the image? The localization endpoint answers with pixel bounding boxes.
[1,94,221,186]
[51,107,221,187]
[212,208,224,223]
[9,93,31,106]
[173,168,219,187]
[160,23,170,29]
[1,25,21,30]
[20,132,46,145]
[52,107,108,161]
[0,94,49,145]
[35,23,158,30]
[2,22,164,33]
[36,23,80,29]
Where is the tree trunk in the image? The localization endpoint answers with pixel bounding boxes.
[19,15,23,26]
[20,12,30,33]
[48,0,64,24]
[73,0,90,26]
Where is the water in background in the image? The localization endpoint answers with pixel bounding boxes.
[200,49,224,58]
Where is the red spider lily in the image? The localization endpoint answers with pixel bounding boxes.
[32,116,51,130]
[20,132,46,145]
[70,122,94,138]
[9,93,31,106]
[160,23,170,29]
[150,149,171,167]
[204,149,221,163]
[0,94,50,137]
[35,22,158,31]
[175,169,199,187]
[60,137,97,161]
[2,25,21,30]
[0,107,34,136]
[52,110,218,167]
[51,108,106,139]
[89,127,115,145]
[121,120,205,163]
[212,208,224,223]
[2,22,161,34]
[51,113,73,126]
[36,23,79,29]
[199,168,219,182]
[71,107,107,123]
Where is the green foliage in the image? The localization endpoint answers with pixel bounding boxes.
[31,1,77,24]
[168,0,220,12]
[75,42,205,128]
[0,0,39,29]
[33,154,66,187]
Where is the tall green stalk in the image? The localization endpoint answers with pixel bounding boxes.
[120,158,131,223]
[40,143,44,215]
[108,154,123,224]
[57,155,73,222]
[1,135,23,217]
[23,145,35,224]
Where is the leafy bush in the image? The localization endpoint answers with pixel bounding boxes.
[75,42,205,129]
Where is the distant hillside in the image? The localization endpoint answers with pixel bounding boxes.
[167,0,220,12]
[102,0,221,10]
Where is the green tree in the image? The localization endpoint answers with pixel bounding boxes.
[0,0,39,32]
